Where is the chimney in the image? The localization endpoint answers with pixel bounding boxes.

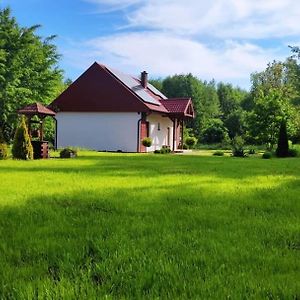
[141,71,148,88]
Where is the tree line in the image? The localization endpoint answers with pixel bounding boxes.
[150,54,300,149]
[1,7,300,148]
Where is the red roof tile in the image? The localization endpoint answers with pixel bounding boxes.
[50,62,194,118]
[161,98,194,117]
[18,102,56,116]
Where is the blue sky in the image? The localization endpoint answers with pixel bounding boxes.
[1,0,299,89]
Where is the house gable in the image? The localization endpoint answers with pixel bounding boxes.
[51,62,150,113]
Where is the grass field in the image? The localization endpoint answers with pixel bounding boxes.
[0,151,299,299]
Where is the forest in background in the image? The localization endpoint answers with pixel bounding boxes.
[150,55,300,149]
[1,7,300,149]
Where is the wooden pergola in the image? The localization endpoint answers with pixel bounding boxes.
[18,102,56,159]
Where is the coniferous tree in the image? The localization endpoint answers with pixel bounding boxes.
[0,127,8,159]
[276,120,289,157]
[12,116,33,160]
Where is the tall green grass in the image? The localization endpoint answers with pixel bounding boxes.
[0,152,299,299]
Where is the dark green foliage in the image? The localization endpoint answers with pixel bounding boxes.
[202,119,228,144]
[248,148,256,155]
[224,110,246,139]
[141,137,152,147]
[148,78,163,91]
[247,89,288,149]
[0,127,5,143]
[213,150,224,156]
[0,143,8,159]
[185,136,197,148]
[288,148,299,157]
[248,58,300,148]
[0,7,64,141]
[276,120,289,157]
[154,146,171,154]
[161,145,171,153]
[0,127,8,159]
[11,116,33,160]
[60,148,77,158]
[262,151,272,159]
[231,136,246,157]
[161,74,221,139]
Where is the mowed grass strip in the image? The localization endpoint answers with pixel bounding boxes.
[0,152,299,299]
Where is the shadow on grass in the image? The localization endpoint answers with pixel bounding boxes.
[1,154,300,181]
[0,176,300,299]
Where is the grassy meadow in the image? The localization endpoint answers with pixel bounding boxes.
[0,151,300,299]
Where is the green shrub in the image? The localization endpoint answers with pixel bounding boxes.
[161,145,171,154]
[142,137,152,147]
[213,150,224,156]
[0,143,8,160]
[12,116,33,160]
[182,143,188,150]
[185,136,197,149]
[60,148,77,158]
[0,127,8,160]
[248,148,256,155]
[154,146,171,154]
[202,119,228,144]
[276,120,289,157]
[288,148,299,157]
[262,151,272,159]
[231,136,246,157]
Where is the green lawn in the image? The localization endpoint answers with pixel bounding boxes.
[0,152,299,299]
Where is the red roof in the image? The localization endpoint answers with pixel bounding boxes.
[50,62,194,118]
[161,98,195,117]
[18,102,56,116]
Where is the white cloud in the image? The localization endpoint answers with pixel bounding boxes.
[124,0,300,39]
[80,32,284,86]
[85,0,300,39]
[63,0,295,87]
[84,0,144,12]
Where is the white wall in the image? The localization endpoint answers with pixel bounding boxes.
[56,112,140,152]
[147,113,173,152]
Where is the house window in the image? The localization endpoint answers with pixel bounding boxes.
[158,123,161,131]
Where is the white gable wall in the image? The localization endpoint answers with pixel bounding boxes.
[56,112,140,152]
[147,113,174,152]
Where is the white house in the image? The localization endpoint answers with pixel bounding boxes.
[50,62,194,152]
